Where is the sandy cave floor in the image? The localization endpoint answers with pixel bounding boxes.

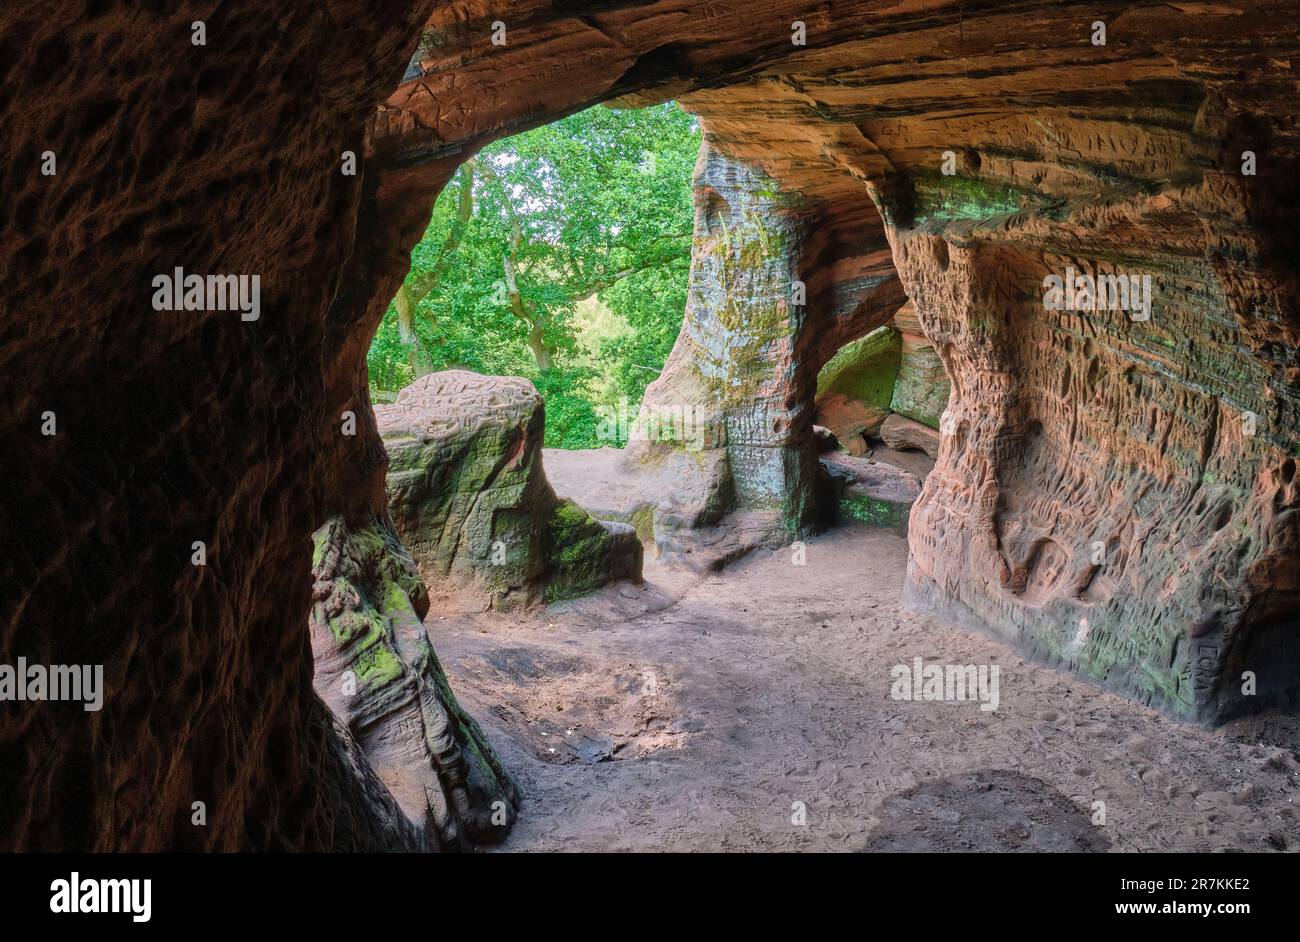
[427,523,1300,852]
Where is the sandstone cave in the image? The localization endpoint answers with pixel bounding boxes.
[1,1,1298,862]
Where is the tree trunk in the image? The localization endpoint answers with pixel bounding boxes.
[391,160,478,381]
[394,283,431,377]
[528,320,552,371]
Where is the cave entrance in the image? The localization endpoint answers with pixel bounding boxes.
[813,311,949,529]
[333,90,961,844]
[360,96,934,602]
[366,101,699,448]
[361,101,722,604]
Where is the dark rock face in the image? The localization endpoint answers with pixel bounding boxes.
[3,0,1298,850]
[821,452,922,530]
[0,0,440,852]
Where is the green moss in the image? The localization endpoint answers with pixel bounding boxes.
[1049,619,1194,719]
[311,528,329,568]
[628,504,656,544]
[542,500,617,602]
[816,327,902,406]
[384,579,413,614]
[355,643,403,688]
[321,558,409,691]
[841,492,910,528]
[701,291,791,408]
[910,171,1027,225]
[890,344,951,430]
[325,604,405,689]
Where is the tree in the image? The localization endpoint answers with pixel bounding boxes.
[367,102,701,445]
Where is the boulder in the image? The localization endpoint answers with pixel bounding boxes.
[821,451,923,528]
[880,413,941,459]
[376,371,642,610]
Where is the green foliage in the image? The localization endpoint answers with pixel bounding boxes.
[367,102,701,448]
[534,367,600,449]
[597,264,690,402]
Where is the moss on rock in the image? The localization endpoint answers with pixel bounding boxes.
[841,489,912,529]
[542,499,641,602]
[818,326,902,407]
[891,341,951,430]
[308,514,520,849]
[377,371,643,609]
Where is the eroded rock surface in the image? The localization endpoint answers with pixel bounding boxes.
[822,451,922,530]
[310,514,519,848]
[813,302,952,454]
[889,302,951,430]
[880,414,941,460]
[375,9,1300,728]
[628,140,904,539]
[376,371,642,610]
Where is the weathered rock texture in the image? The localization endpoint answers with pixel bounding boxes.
[1,0,442,852]
[889,301,951,430]
[821,451,922,530]
[376,371,642,609]
[813,302,951,454]
[628,139,903,538]
[310,514,519,848]
[4,0,1299,850]
[881,414,941,461]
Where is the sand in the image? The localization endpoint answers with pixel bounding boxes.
[428,522,1300,852]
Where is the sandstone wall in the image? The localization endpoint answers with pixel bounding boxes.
[0,0,440,851]
[895,180,1300,723]
[633,138,903,535]
[815,327,902,454]
[889,302,950,430]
